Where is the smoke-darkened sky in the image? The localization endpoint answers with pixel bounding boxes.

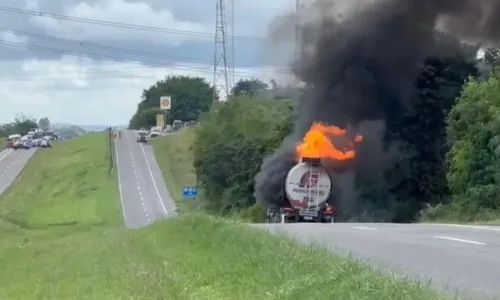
[254,0,494,218]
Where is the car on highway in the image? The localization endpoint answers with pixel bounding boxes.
[6,134,21,148]
[12,140,30,150]
[136,131,148,143]
[32,138,42,147]
[40,138,51,148]
[149,126,162,138]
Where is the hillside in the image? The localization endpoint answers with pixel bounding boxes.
[0,131,445,299]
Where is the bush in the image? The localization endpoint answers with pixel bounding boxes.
[424,69,500,221]
[192,96,293,215]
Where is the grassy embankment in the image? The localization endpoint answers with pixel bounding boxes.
[420,204,500,225]
[150,128,264,221]
[0,131,448,299]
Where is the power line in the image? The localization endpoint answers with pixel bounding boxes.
[0,42,280,82]
[0,39,281,79]
[0,5,265,41]
[0,27,287,72]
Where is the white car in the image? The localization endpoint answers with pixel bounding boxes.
[149,131,161,138]
[40,139,51,148]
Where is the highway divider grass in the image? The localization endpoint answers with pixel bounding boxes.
[0,131,450,299]
[0,133,122,236]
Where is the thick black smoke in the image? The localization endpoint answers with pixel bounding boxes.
[254,0,500,216]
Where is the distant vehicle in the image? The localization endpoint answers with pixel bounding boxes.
[136,131,148,143]
[149,131,160,138]
[33,138,43,147]
[149,126,162,138]
[40,139,51,148]
[172,120,183,131]
[6,134,21,148]
[12,140,30,150]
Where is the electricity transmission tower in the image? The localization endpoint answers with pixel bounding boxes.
[294,0,306,86]
[295,0,305,61]
[213,0,234,101]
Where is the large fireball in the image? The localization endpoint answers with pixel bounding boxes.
[296,122,363,160]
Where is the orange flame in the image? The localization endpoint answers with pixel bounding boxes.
[296,122,363,160]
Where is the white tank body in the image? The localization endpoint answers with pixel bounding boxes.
[284,161,332,209]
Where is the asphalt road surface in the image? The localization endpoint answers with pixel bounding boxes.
[255,222,500,299]
[0,148,36,196]
[115,130,176,229]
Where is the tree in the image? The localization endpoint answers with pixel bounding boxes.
[192,96,293,215]
[38,117,51,130]
[354,53,478,222]
[231,78,268,97]
[128,107,162,129]
[1,115,40,137]
[131,75,215,126]
[440,68,500,221]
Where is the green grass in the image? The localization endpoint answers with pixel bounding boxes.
[0,131,450,299]
[150,129,265,220]
[419,203,500,225]
[150,128,203,213]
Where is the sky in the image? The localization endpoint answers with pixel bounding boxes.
[0,0,296,126]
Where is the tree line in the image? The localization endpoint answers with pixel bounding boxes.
[131,45,500,223]
[0,115,51,137]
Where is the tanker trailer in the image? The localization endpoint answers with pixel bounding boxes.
[266,157,336,223]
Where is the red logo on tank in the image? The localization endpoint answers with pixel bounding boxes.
[298,171,319,188]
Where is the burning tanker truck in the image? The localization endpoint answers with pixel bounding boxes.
[265,122,362,224]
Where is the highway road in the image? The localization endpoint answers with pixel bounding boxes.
[255,222,500,299]
[0,148,36,196]
[114,130,176,229]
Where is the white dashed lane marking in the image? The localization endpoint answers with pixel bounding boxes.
[433,236,487,245]
[130,150,150,223]
[351,226,377,230]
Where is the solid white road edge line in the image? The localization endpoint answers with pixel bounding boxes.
[140,143,168,216]
[433,236,486,245]
[114,138,128,224]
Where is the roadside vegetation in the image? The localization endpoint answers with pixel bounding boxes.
[138,48,500,225]
[0,132,448,299]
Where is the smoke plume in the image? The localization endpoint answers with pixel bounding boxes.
[254,0,500,218]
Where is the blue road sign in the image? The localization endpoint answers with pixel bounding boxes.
[182,186,198,198]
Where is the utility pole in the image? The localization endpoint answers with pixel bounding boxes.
[213,0,234,101]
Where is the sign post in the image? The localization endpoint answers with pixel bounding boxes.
[160,96,171,130]
[156,114,165,128]
[182,186,198,199]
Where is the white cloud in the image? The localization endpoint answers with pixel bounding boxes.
[28,0,211,46]
[0,31,29,44]
[0,55,286,126]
